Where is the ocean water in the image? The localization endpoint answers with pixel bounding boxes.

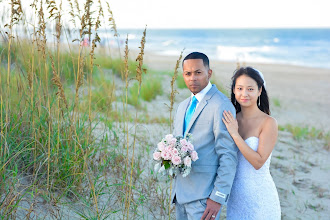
[106,28,330,69]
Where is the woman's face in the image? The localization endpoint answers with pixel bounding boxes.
[234,74,261,107]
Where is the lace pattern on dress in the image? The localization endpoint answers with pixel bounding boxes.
[227,137,281,220]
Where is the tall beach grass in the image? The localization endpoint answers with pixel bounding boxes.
[0,1,177,219]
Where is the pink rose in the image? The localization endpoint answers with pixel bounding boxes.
[161,151,171,160]
[157,142,166,151]
[183,156,192,167]
[165,134,174,142]
[171,155,181,165]
[161,151,166,158]
[168,142,175,148]
[170,138,177,145]
[153,152,161,161]
[166,146,173,153]
[190,151,199,161]
[187,143,194,151]
[172,148,179,155]
[181,145,188,153]
[180,139,188,146]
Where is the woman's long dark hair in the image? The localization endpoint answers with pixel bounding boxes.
[231,67,270,115]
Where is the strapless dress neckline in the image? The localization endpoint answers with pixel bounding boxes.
[244,136,259,142]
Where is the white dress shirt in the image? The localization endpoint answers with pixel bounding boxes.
[190,82,212,108]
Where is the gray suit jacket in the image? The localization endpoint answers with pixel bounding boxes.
[172,85,238,205]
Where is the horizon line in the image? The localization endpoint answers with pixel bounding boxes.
[116,26,330,30]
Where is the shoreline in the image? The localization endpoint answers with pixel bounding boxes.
[142,49,330,71]
[146,50,330,71]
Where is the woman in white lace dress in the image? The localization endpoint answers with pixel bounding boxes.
[222,67,281,220]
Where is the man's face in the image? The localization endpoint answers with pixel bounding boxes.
[182,59,212,94]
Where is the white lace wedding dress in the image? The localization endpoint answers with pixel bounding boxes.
[227,137,281,220]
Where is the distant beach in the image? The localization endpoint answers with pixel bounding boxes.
[109,28,330,69]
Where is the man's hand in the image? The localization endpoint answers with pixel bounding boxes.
[201,198,221,220]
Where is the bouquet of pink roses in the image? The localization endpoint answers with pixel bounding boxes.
[153,134,198,177]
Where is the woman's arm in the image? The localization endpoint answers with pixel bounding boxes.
[222,111,278,170]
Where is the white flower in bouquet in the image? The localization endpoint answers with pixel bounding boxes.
[153,134,198,178]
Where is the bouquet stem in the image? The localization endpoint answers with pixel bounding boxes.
[169,176,173,220]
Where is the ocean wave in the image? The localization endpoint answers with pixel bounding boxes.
[120,28,330,69]
[162,40,176,46]
[273,38,280,43]
[155,50,183,56]
[216,45,276,62]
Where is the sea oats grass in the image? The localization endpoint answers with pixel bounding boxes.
[124,27,147,220]
[169,51,183,129]
[0,1,118,218]
[0,1,180,219]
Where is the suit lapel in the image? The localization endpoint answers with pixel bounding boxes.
[185,85,218,135]
[178,97,191,136]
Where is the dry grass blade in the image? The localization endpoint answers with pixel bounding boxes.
[87,0,102,138]
[124,27,148,220]
[4,0,23,166]
[50,54,68,109]
[75,54,85,95]
[27,58,33,90]
[135,27,147,88]
[37,1,46,54]
[90,0,103,59]
[169,50,183,131]
[74,0,81,15]
[124,35,129,88]
[74,0,93,108]
[8,0,23,27]
[97,0,104,18]
[123,35,130,219]
[84,0,93,42]
[106,1,121,61]
[46,0,63,44]
[67,0,77,27]
[106,1,118,37]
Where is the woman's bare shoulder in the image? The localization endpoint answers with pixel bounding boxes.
[261,114,278,131]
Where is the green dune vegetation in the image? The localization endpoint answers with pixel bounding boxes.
[0,1,177,219]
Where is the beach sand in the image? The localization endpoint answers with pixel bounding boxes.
[140,51,330,219]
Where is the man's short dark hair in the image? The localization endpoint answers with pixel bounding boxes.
[182,52,210,69]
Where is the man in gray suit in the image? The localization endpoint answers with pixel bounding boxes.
[172,52,238,220]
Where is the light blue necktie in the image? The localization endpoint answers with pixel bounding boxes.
[184,96,198,135]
